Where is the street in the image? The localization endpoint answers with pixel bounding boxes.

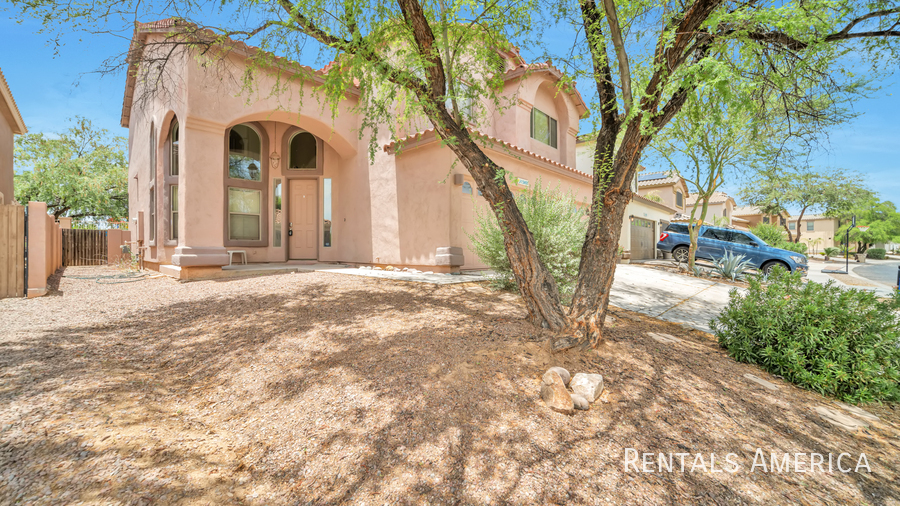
[853,260,900,287]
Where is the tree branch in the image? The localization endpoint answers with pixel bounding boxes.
[600,0,633,115]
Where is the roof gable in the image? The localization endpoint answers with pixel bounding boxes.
[0,67,26,135]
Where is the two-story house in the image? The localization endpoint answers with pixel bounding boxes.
[0,67,27,205]
[123,20,597,278]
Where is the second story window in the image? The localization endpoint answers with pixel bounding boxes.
[530,107,558,148]
[807,221,815,231]
[676,191,683,208]
[789,221,796,230]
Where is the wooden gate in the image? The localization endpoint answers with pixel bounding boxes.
[0,205,26,298]
[62,229,108,266]
[630,217,657,260]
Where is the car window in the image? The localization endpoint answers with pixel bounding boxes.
[665,224,689,235]
[701,229,729,241]
[730,232,756,245]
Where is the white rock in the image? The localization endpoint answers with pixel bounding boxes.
[570,373,604,402]
[423,271,434,274]
[571,394,590,410]
[546,367,571,386]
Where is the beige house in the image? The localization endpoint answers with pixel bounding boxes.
[635,172,690,214]
[732,206,791,230]
[124,20,599,278]
[0,67,27,205]
[574,141,677,260]
[789,214,840,249]
[684,191,740,227]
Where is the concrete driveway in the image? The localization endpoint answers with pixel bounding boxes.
[610,264,740,333]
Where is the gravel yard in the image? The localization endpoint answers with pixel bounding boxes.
[1,266,899,505]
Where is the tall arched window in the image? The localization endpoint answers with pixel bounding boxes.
[149,122,156,243]
[229,124,262,181]
[169,120,179,176]
[226,123,267,245]
[166,118,180,241]
[289,131,317,169]
[462,182,473,195]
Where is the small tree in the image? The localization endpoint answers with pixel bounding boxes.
[740,167,872,243]
[15,118,128,222]
[469,180,586,301]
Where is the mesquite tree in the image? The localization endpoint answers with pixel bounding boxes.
[14,0,900,350]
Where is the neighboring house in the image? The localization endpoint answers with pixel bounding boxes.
[732,205,791,230]
[0,67,27,205]
[788,214,839,249]
[684,191,737,227]
[574,140,678,260]
[635,171,689,215]
[123,20,593,278]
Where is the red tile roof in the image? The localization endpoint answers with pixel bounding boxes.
[384,128,591,180]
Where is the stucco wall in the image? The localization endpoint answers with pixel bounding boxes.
[0,110,13,204]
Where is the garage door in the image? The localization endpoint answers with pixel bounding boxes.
[630,218,656,260]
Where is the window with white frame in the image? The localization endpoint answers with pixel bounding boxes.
[530,107,558,148]
[170,185,178,240]
[807,221,814,231]
[228,187,262,241]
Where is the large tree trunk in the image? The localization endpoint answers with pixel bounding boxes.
[793,206,809,243]
[435,120,569,330]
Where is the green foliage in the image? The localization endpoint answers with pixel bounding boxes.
[713,251,754,281]
[835,200,900,252]
[750,223,785,246]
[778,241,808,254]
[469,179,586,299]
[750,223,807,253]
[740,167,872,242]
[14,117,127,221]
[866,248,886,259]
[824,247,840,257]
[712,270,900,403]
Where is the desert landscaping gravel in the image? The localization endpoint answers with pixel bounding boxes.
[1,266,899,505]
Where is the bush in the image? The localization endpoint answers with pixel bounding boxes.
[750,223,785,246]
[712,269,900,403]
[777,241,808,254]
[713,251,754,281]
[867,248,886,259]
[469,179,586,299]
[824,247,840,258]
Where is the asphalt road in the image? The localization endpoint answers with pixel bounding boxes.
[852,260,900,287]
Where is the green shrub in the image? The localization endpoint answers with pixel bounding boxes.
[750,223,785,246]
[867,248,886,259]
[712,270,900,403]
[824,247,840,258]
[469,179,586,299]
[777,241,808,254]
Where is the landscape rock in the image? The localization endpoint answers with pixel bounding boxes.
[546,367,571,386]
[571,394,590,410]
[815,407,869,431]
[540,371,574,415]
[834,401,879,422]
[373,267,383,270]
[743,373,779,391]
[385,266,395,271]
[570,373,604,402]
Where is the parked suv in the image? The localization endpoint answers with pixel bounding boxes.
[657,223,808,276]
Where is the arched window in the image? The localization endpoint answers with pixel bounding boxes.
[229,124,262,181]
[226,123,267,245]
[169,120,179,176]
[167,118,180,241]
[723,208,727,217]
[149,122,156,243]
[462,182,473,195]
[289,131,317,169]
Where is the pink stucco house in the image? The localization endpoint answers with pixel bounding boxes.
[123,21,601,279]
[0,67,27,205]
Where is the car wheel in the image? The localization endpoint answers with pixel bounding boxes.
[672,246,690,263]
[762,261,789,275]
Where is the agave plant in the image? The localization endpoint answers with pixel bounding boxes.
[714,250,755,281]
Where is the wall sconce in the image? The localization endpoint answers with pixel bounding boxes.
[270,152,281,171]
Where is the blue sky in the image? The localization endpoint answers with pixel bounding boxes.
[2,13,898,207]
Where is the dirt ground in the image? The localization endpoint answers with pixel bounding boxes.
[1,266,898,505]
